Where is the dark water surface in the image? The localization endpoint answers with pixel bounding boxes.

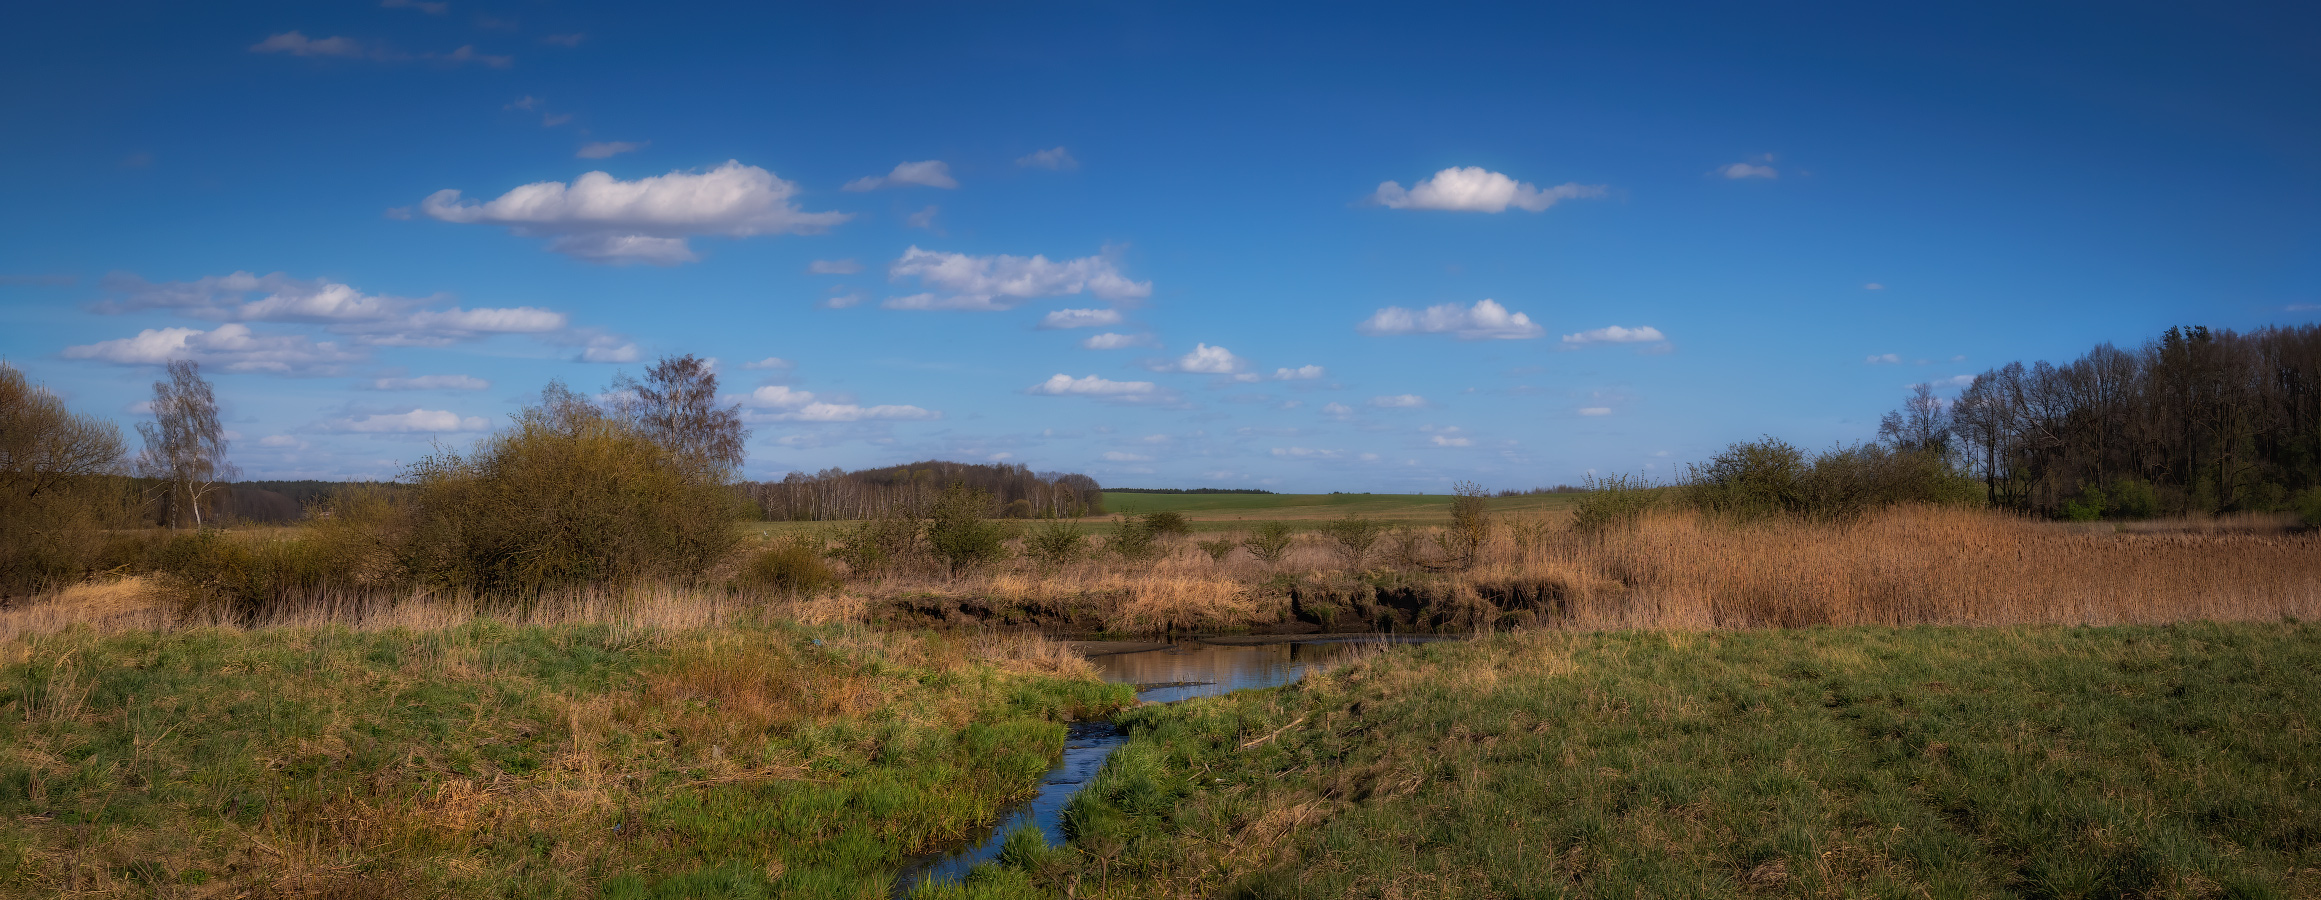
[892,635,1446,895]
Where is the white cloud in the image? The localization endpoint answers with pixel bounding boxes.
[1431,434,1473,447]
[576,141,647,159]
[1102,451,1152,462]
[420,161,849,265]
[1167,343,1245,375]
[1028,374,1155,396]
[94,271,568,348]
[843,160,958,191]
[1370,167,1608,213]
[250,32,366,58]
[1866,353,1902,365]
[1370,394,1426,408]
[1082,332,1154,350]
[1273,365,1324,380]
[1561,325,1667,345]
[1322,402,1353,418]
[1578,407,1612,416]
[1039,308,1123,330]
[1270,447,1344,459]
[904,206,941,230]
[63,324,360,374]
[884,246,1150,311]
[1718,160,1778,179]
[1016,147,1078,170]
[1359,299,1543,340]
[821,292,867,309]
[807,258,862,275]
[743,356,793,370]
[1864,283,1886,291]
[369,374,489,391]
[329,409,490,433]
[740,385,933,421]
[576,333,638,363]
[1925,375,1976,389]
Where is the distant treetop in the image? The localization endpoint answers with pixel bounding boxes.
[1107,488,1275,494]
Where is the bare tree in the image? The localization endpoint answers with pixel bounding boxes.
[1,362,125,501]
[615,355,748,481]
[136,360,235,529]
[1879,383,1952,456]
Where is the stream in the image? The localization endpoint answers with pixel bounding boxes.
[891,635,1448,896]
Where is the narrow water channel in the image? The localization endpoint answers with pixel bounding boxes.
[891,635,1446,896]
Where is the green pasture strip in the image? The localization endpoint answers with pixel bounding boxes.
[0,622,1130,899]
[1016,623,2321,900]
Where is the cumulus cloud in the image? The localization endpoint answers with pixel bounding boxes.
[1561,325,1667,345]
[904,206,941,230]
[740,384,935,421]
[1322,402,1354,418]
[64,324,360,374]
[1039,308,1123,330]
[576,140,646,159]
[1016,147,1078,170]
[1027,374,1155,396]
[1370,167,1608,213]
[1431,434,1473,447]
[575,333,639,363]
[1358,299,1543,340]
[843,160,958,191]
[1866,353,1902,365]
[807,258,862,275]
[743,356,793,370]
[884,246,1150,311]
[419,161,848,264]
[1718,155,1778,179]
[328,409,490,433]
[1578,407,1612,416]
[1273,365,1324,380]
[1165,343,1245,375]
[1271,447,1344,459]
[368,374,489,391]
[250,31,366,58]
[1082,332,1154,350]
[93,271,569,348]
[1370,394,1426,408]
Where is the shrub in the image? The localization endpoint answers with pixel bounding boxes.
[830,514,919,578]
[1795,443,1981,520]
[1242,522,1294,566]
[1384,526,1432,568]
[2110,479,2162,519]
[739,534,839,596]
[1141,511,1191,537]
[1002,498,1036,519]
[1024,520,1089,568]
[1571,473,1666,534]
[1686,437,1809,520]
[1104,516,1160,561]
[926,481,1013,576]
[2062,485,2109,522]
[151,530,347,622]
[1436,481,1492,567]
[1195,538,1236,563]
[1319,513,1381,569]
[2294,487,2321,528]
[399,383,741,595]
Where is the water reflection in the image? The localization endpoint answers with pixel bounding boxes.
[893,635,1446,896]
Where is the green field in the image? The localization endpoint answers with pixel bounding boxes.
[951,623,2321,899]
[741,492,1586,540]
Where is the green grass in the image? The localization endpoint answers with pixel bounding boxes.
[1005,623,2321,899]
[0,622,1130,898]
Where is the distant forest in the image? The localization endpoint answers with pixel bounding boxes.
[742,461,1103,521]
[1892,323,2321,517]
[1108,488,1275,495]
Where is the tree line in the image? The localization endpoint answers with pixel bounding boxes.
[742,462,1102,521]
[1886,323,2321,518]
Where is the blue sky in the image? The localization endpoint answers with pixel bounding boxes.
[3,2,2314,491]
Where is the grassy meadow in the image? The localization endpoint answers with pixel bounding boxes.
[923,623,2321,900]
[0,618,1128,898]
